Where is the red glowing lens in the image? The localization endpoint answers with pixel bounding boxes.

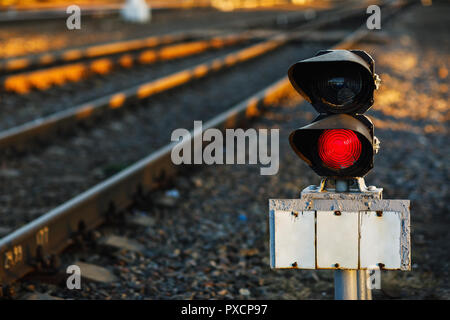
[318,129,362,170]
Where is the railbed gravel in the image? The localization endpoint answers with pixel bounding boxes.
[11,3,450,300]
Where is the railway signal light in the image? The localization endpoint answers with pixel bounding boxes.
[270,48,410,301]
[288,50,380,178]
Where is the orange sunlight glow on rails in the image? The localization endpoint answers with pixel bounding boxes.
[2,35,248,94]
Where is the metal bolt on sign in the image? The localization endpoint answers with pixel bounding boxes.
[269,50,411,300]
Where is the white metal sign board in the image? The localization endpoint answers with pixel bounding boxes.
[272,210,315,269]
[269,199,410,271]
[360,211,402,269]
[316,211,359,269]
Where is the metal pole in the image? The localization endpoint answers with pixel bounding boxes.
[334,179,358,300]
[335,270,358,300]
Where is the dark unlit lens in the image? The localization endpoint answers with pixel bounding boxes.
[313,67,362,107]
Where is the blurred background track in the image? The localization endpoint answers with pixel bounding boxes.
[0,0,368,58]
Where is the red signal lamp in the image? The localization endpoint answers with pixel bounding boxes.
[289,114,375,178]
[318,129,362,170]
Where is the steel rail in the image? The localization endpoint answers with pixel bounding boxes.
[2,32,256,94]
[0,0,410,290]
[0,5,369,153]
[0,32,195,73]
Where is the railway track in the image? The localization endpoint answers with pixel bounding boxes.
[0,0,410,297]
[2,32,257,93]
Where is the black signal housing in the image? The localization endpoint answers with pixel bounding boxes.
[288,50,377,115]
[288,49,379,178]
